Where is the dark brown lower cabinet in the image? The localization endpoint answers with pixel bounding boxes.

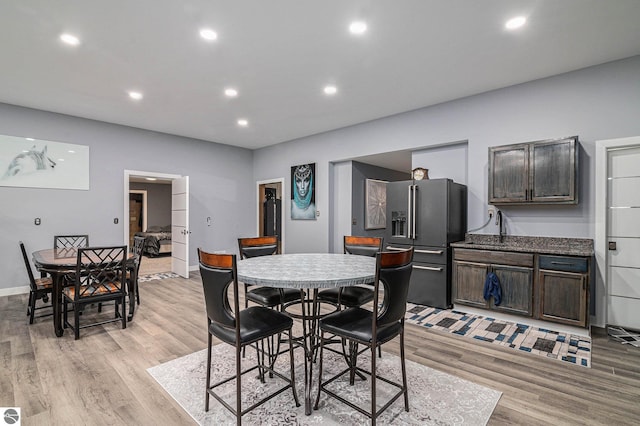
[453,248,590,327]
[453,249,534,317]
[538,269,588,327]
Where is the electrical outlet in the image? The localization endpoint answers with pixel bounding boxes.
[487,207,495,218]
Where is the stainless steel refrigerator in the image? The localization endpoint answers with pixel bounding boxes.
[385,178,467,309]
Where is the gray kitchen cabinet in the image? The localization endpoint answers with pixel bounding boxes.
[489,136,578,205]
[453,249,534,317]
[537,255,589,327]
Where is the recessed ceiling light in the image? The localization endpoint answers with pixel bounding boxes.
[145,177,157,181]
[225,88,238,97]
[200,28,218,41]
[57,158,65,162]
[505,16,527,30]
[324,85,338,95]
[128,91,143,100]
[349,21,367,35]
[60,33,80,46]
[237,119,248,127]
[68,150,75,154]
[26,137,35,141]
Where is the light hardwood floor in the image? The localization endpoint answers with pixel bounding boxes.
[1,273,639,425]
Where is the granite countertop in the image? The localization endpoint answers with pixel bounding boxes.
[450,234,594,256]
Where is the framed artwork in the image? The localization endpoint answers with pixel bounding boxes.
[291,163,316,220]
[365,179,387,229]
[0,134,89,190]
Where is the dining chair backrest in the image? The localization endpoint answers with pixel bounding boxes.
[198,249,237,330]
[237,236,278,259]
[132,235,146,272]
[374,248,414,327]
[54,235,89,249]
[344,235,383,257]
[71,246,127,300]
[19,241,38,291]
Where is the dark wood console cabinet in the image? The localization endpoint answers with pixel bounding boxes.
[453,248,590,327]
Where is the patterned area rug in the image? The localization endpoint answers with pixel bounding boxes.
[138,272,180,282]
[405,304,591,368]
[148,343,502,425]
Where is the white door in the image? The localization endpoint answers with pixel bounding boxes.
[172,176,189,278]
[607,145,640,330]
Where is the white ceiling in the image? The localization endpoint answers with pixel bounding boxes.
[2,1,640,151]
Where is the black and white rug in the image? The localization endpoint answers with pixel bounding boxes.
[148,343,501,425]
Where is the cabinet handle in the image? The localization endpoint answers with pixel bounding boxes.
[415,249,444,255]
[551,261,574,266]
[413,265,443,272]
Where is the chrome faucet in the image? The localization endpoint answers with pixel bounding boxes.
[496,210,505,243]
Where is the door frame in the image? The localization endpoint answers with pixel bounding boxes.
[595,136,640,328]
[256,178,285,253]
[123,170,184,273]
[129,190,148,239]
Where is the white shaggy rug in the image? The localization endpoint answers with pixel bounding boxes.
[148,343,501,425]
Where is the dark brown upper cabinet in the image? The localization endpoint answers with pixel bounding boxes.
[488,136,578,205]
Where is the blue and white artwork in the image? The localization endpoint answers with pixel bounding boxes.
[0,134,89,190]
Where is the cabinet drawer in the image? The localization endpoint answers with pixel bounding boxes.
[454,248,533,267]
[539,255,588,273]
[408,262,449,309]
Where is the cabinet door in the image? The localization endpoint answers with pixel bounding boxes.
[531,138,577,203]
[488,144,529,203]
[538,269,587,327]
[492,265,533,317]
[453,260,488,308]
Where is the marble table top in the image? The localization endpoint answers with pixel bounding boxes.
[237,253,376,289]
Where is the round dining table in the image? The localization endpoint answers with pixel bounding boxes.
[237,252,376,415]
[32,248,136,337]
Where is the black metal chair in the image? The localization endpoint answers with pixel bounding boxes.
[198,249,300,424]
[238,236,302,310]
[20,241,53,324]
[54,234,89,249]
[317,235,382,308]
[62,246,128,340]
[315,248,414,424]
[127,235,146,306]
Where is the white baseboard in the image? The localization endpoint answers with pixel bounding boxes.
[0,286,29,297]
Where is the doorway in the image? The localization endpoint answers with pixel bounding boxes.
[128,190,147,247]
[257,178,284,253]
[123,170,189,278]
[595,136,640,330]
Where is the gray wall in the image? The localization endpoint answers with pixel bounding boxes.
[350,161,410,240]
[130,182,172,229]
[252,56,640,254]
[1,103,254,293]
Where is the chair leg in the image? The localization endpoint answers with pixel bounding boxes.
[236,337,242,426]
[205,332,212,412]
[400,329,409,411]
[136,280,140,305]
[74,302,81,340]
[28,292,36,324]
[371,342,377,426]
[121,296,127,329]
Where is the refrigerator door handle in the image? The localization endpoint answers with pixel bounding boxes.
[407,185,412,239]
[413,265,443,272]
[415,249,444,255]
[411,184,417,239]
[386,246,408,251]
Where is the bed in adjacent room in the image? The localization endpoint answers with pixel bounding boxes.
[134,225,172,256]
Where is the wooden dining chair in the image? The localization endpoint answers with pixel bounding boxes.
[20,241,54,324]
[62,246,128,340]
[315,248,414,424]
[54,234,89,249]
[198,249,300,424]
